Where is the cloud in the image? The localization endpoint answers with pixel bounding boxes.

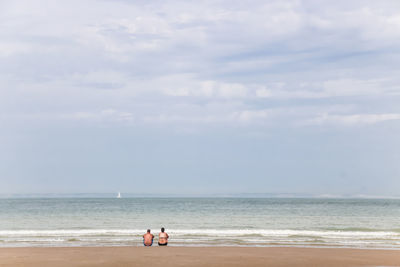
[304,113,400,126]
[233,109,269,123]
[155,76,248,98]
[270,78,395,99]
[2,0,400,195]
[70,109,134,122]
[1,0,400,132]
[255,88,272,98]
[0,42,31,57]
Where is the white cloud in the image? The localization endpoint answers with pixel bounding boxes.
[159,77,248,98]
[0,42,31,57]
[217,83,247,98]
[304,113,400,126]
[1,0,400,133]
[322,79,384,97]
[269,78,398,99]
[255,88,272,98]
[233,109,269,123]
[63,109,134,123]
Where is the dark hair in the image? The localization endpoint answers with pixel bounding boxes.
[161,227,165,232]
[147,229,151,233]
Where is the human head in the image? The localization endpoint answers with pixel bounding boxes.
[147,229,151,233]
[161,227,165,233]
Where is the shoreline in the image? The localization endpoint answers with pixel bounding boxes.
[1,246,400,266]
[2,244,400,250]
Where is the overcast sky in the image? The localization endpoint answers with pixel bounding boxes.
[1,0,400,196]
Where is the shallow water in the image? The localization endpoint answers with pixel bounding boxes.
[0,198,399,248]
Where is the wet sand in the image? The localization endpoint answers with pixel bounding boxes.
[0,246,399,267]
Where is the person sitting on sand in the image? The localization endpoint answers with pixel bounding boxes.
[143,229,154,247]
[158,227,169,246]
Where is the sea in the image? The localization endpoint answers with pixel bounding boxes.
[1,197,399,248]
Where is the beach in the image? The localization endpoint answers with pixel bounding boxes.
[1,247,400,266]
[1,198,400,266]
[1,199,400,266]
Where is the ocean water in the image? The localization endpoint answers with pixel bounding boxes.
[0,198,400,248]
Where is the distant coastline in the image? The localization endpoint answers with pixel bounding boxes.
[1,193,400,199]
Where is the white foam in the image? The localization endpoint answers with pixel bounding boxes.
[0,228,399,249]
[0,229,398,238]
[0,229,144,236]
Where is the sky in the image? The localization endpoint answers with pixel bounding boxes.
[0,0,400,196]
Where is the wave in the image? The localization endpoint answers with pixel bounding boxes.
[1,229,399,238]
[321,227,400,233]
[0,229,144,237]
[1,229,399,248]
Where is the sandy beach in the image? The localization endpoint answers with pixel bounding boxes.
[0,247,399,267]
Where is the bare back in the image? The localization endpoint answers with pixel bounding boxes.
[143,233,154,246]
[158,232,169,244]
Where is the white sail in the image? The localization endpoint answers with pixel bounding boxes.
[117,192,121,198]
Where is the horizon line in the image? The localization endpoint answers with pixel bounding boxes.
[1,192,400,199]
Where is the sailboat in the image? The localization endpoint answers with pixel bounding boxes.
[117,192,121,198]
